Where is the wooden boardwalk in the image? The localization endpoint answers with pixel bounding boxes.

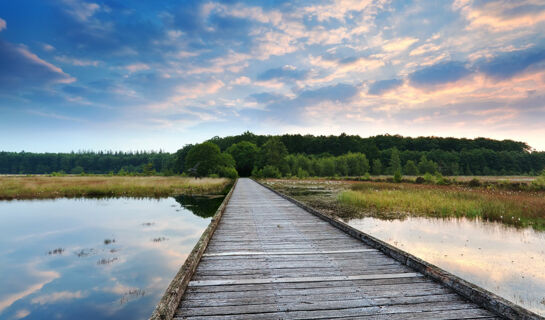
[174,178,500,319]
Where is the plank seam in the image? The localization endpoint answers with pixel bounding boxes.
[188,272,422,287]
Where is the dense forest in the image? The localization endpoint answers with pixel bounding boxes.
[0,151,174,175]
[1,132,544,177]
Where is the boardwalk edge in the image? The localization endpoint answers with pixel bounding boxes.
[149,178,238,320]
[254,178,544,320]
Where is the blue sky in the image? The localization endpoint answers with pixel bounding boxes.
[1,0,545,152]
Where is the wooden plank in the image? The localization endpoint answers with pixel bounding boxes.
[178,300,479,317]
[188,273,422,287]
[203,248,376,256]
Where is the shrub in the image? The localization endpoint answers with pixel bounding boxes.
[423,173,434,183]
[531,169,545,190]
[297,168,309,179]
[393,169,402,183]
[435,173,450,185]
[70,166,84,174]
[403,160,419,176]
[372,159,382,175]
[262,165,281,178]
[415,176,425,184]
[49,171,66,177]
[251,167,263,178]
[217,166,238,179]
[468,178,481,187]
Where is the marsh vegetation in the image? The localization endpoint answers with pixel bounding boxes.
[0,176,230,200]
[263,177,545,230]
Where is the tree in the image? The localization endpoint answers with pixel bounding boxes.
[345,153,369,176]
[174,144,194,173]
[388,148,402,174]
[259,137,288,173]
[226,141,259,177]
[418,155,438,174]
[403,160,419,176]
[262,165,281,178]
[142,162,156,176]
[372,159,382,175]
[319,158,336,176]
[185,142,225,177]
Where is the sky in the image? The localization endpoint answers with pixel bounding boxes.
[1,0,545,152]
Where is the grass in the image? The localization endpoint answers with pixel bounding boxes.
[263,179,545,231]
[0,176,231,200]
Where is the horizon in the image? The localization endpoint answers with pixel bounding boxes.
[0,131,539,153]
[1,1,545,152]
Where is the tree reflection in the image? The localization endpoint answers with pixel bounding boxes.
[173,195,224,218]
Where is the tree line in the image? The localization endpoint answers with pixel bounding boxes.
[1,132,544,177]
[0,151,174,175]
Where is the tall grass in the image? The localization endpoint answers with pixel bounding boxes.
[0,176,230,200]
[338,182,545,230]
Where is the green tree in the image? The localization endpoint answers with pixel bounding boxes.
[388,148,402,174]
[372,159,382,175]
[418,155,438,174]
[319,158,335,176]
[226,141,259,177]
[174,144,194,173]
[142,162,156,176]
[403,160,419,176]
[259,137,288,174]
[393,169,402,182]
[334,156,348,176]
[262,165,281,178]
[70,166,84,174]
[345,153,369,176]
[185,142,224,177]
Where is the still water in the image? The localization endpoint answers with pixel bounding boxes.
[0,196,222,320]
[347,216,545,316]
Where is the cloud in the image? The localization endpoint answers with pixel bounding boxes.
[232,76,251,85]
[42,43,55,51]
[14,309,30,319]
[147,78,225,110]
[125,63,150,73]
[55,55,100,66]
[248,92,285,104]
[409,61,472,88]
[410,43,441,56]
[456,0,545,31]
[476,46,545,80]
[383,37,419,53]
[0,40,75,92]
[31,290,86,305]
[61,0,101,22]
[265,83,360,121]
[368,79,403,95]
[257,65,308,81]
[0,18,6,31]
[296,83,359,103]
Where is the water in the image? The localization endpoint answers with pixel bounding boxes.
[347,216,545,316]
[0,196,222,320]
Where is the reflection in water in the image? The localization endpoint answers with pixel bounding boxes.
[347,216,545,316]
[174,195,224,218]
[0,197,218,320]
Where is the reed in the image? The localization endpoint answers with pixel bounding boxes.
[0,176,230,200]
[339,182,545,230]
